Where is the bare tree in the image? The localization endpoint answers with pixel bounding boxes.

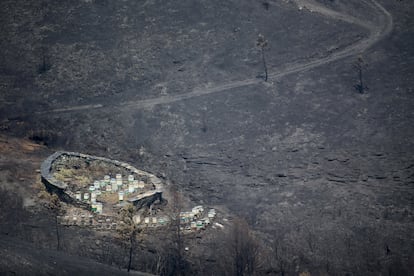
[39,191,62,251]
[226,218,260,276]
[117,204,140,272]
[354,56,368,93]
[152,188,187,275]
[38,47,51,74]
[257,34,269,82]
[262,2,270,10]
[270,237,290,276]
[166,188,186,275]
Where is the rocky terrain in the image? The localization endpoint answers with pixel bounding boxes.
[1,0,413,275]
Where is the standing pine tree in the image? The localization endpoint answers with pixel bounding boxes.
[354,56,368,94]
[257,34,269,82]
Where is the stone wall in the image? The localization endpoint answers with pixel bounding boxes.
[40,151,164,210]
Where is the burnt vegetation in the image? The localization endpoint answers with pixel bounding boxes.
[0,0,413,275]
[353,56,368,94]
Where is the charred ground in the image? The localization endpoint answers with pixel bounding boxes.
[1,0,414,275]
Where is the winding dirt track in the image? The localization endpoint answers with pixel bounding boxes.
[39,0,393,114]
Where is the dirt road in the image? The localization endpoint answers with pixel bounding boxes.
[37,0,393,114]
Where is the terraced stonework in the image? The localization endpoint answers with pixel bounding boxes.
[40,151,163,211]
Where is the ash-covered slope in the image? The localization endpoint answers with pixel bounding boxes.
[0,236,153,276]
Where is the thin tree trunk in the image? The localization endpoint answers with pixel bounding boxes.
[175,219,183,274]
[128,234,134,272]
[262,48,268,82]
[55,215,60,251]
